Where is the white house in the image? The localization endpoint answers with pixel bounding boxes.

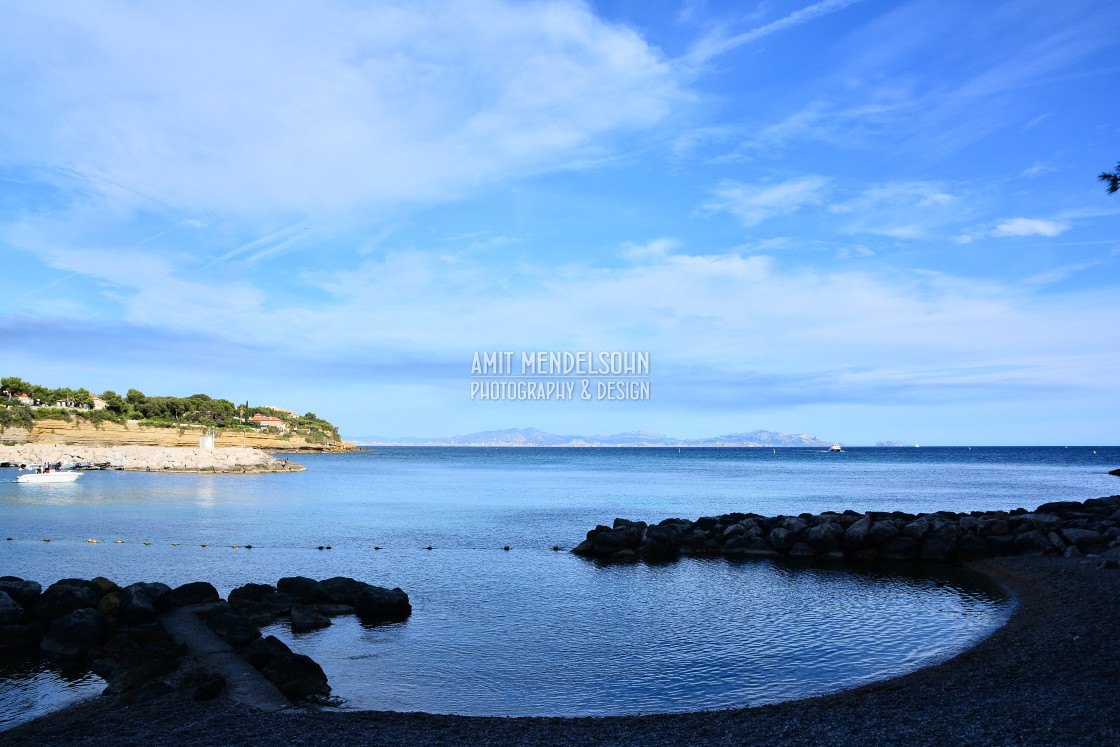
[250,414,289,433]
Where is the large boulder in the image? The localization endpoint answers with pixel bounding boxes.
[201,604,262,648]
[868,521,901,546]
[277,577,332,604]
[40,608,108,659]
[0,577,42,608]
[804,523,843,553]
[921,533,957,562]
[291,605,332,633]
[118,582,173,623]
[1062,528,1108,554]
[34,583,101,620]
[843,516,872,551]
[592,525,643,555]
[353,586,412,623]
[956,532,991,560]
[1014,529,1053,556]
[0,590,23,625]
[320,577,371,605]
[259,652,330,698]
[228,583,277,608]
[171,581,219,607]
[768,527,797,552]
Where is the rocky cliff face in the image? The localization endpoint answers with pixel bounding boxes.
[0,419,351,452]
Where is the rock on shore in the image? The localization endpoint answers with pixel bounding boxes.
[573,495,1120,563]
[0,445,304,473]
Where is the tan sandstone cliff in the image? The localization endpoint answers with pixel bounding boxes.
[0,419,352,452]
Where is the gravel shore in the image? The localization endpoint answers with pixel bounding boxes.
[5,555,1118,746]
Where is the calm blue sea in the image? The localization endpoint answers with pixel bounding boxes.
[1,446,1117,727]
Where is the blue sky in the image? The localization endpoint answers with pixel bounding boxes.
[1,0,1118,444]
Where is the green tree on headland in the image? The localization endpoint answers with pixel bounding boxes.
[1,377,340,441]
[1100,162,1120,194]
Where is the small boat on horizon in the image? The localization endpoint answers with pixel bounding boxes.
[829,444,843,452]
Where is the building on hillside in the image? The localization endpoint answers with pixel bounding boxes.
[250,413,289,433]
[90,395,107,410]
[13,393,34,405]
[261,405,299,417]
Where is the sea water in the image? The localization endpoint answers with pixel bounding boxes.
[1,446,1116,726]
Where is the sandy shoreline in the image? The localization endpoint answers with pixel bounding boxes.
[3,554,1118,746]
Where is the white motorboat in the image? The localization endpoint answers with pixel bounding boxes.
[829,444,843,452]
[16,470,81,483]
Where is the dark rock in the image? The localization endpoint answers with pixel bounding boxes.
[0,621,45,652]
[102,646,179,696]
[98,592,121,622]
[1037,500,1085,513]
[788,542,817,557]
[311,603,354,617]
[353,586,411,623]
[571,538,595,556]
[843,516,872,550]
[202,608,261,648]
[868,521,901,546]
[592,525,643,555]
[1014,529,1054,556]
[768,527,797,552]
[902,519,931,540]
[1047,531,1068,552]
[90,577,120,595]
[118,582,173,623]
[644,522,686,549]
[1064,544,1084,558]
[291,605,331,633]
[277,577,332,604]
[977,516,1010,537]
[228,583,277,608]
[1061,528,1108,554]
[34,584,100,620]
[40,608,108,659]
[171,581,219,607]
[0,590,23,625]
[881,536,919,560]
[783,517,808,534]
[694,516,719,531]
[260,652,330,698]
[0,577,42,607]
[246,635,292,669]
[921,533,957,562]
[1016,513,1062,533]
[804,523,843,552]
[956,532,991,560]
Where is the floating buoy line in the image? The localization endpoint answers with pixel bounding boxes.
[4,536,563,552]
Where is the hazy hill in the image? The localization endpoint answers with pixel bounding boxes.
[354,427,832,447]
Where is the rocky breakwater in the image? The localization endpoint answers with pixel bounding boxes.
[0,573,411,706]
[573,495,1120,565]
[0,444,304,473]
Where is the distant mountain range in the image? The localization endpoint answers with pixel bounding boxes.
[351,427,839,447]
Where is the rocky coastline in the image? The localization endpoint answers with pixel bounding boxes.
[0,574,411,711]
[573,495,1120,563]
[0,445,305,473]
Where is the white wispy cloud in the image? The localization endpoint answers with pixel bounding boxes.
[697,176,829,226]
[991,217,1071,238]
[686,0,867,65]
[0,1,686,220]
